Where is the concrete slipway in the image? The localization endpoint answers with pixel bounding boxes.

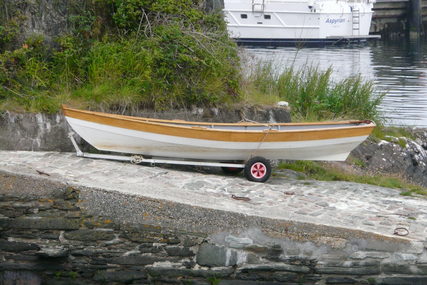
[1,151,426,245]
[3,150,427,283]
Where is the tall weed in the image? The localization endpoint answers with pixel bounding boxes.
[244,61,384,123]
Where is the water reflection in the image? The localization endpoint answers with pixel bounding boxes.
[244,40,427,127]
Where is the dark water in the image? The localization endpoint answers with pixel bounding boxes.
[244,40,427,127]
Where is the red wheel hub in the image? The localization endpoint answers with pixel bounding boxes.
[251,162,266,179]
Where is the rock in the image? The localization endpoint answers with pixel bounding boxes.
[265,244,283,261]
[377,277,427,285]
[392,253,419,262]
[316,265,380,275]
[0,241,40,252]
[349,251,391,260]
[164,245,194,257]
[37,246,69,258]
[326,277,358,284]
[109,254,165,265]
[382,263,426,275]
[39,279,84,285]
[93,270,146,282]
[351,129,427,187]
[139,243,163,253]
[64,229,115,241]
[0,271,41,285]
[225,235,253,248]
[196,243,237,267]
[277,101,289,107]
[70,249,97,256]
[0,217,11,229]
[418,264,427,275]
[244,245,270,254]
[146,266,233,278]
[271,272,299,282]
[237,263,311,274]
[219,280,284,285]
[53,200,79,211]
[13,217,80,230]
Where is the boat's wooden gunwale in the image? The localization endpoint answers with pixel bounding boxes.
[62,106,375,143]
[63,106,373,127]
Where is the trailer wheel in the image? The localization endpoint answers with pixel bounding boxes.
[221,167,244,175]
[244,157,271,183]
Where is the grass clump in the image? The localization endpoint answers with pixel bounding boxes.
[242,61,384,123]
[278,160,427,197]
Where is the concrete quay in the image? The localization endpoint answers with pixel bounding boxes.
[1,151,426,243]
[1,151,427,284]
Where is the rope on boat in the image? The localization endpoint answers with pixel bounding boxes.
[239,118,263,124]
[251,125,272,158]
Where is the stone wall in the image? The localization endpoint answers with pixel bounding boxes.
[0,112,74,151]
[0,106,291,152]
[1,171,426,285]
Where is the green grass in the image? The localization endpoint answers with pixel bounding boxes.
[371,126,416,148]
[241,61,281,106]
[207,277,221,285]
[348,157,366,168]
[372,126,415,140]
[242,61,385,123]
[278,160,427,197]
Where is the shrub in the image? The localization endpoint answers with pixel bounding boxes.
[0,0,240,112]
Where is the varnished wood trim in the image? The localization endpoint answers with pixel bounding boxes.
[62,105,375,143]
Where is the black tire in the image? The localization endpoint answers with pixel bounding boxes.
[221,167,244,175]
[244,157,272,183]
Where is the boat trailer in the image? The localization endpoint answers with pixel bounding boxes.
[69,132,272,182]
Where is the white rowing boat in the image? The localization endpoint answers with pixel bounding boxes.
[63,105,375,182]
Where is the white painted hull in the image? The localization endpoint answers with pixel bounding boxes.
[224,0,375,41]
[66,117,368,161]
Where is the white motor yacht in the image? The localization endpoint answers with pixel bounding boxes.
[224,0,378,45]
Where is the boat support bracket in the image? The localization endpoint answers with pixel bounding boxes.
[68,132,246,169]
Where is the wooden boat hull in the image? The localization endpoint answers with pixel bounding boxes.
[63,106,375,162]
